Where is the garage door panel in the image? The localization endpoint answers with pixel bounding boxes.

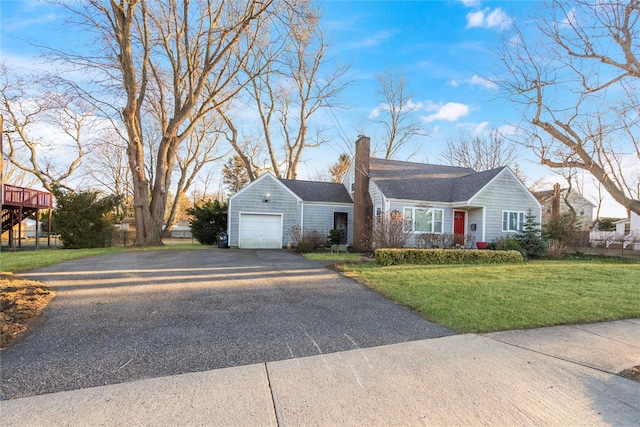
[239,214,282,249]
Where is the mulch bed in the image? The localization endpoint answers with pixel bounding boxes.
[0,273,55,348]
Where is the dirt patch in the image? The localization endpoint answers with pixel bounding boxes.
[1,273,54,348]
[619,366,640,382]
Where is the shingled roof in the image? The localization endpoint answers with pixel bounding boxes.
[279,179,353,203]
[369,158,506,202]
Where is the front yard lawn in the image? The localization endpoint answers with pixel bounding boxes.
[337,258,640,333]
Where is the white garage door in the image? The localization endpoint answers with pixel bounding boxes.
[239,214,282,249]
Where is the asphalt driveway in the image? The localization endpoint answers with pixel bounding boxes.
[1,249,454,400]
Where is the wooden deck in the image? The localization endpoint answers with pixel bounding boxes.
[3,184,53,209]
[2,184,53,240]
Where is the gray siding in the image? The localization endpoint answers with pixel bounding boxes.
[302,203,354,246]
[370,181,385,215]
[467,207,484,244]
[228,174,302,247]
[469,170,541,243]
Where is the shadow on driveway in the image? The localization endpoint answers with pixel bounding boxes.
[1,249,454,400]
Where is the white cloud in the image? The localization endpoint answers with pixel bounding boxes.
[459,0,481,6]
[449,75,497,90]
[422,102,470,123]
[345,29,399,49]
[560,8,577,27]
[496,124,520,137]
[368,99,424,119]
[473,121,490,135]
[466,8,513,31]
[469,75,498,89]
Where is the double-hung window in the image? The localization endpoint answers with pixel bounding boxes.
[502,211,525,232]
[403,207,443,233]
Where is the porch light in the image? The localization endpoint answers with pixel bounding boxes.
[264,193,271,203]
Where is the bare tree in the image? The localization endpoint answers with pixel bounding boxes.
[441,128,519,171]
[498,0,640,215]
[1,66,88,191]
[70,0,275,246]
[229,1,349,180]
[371,70,428,160]
[84,129,132,218]
[163,113,226,236]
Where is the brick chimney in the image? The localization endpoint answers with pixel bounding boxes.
[353,135,373,252]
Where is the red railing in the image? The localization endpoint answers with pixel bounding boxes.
[2,184,53,209]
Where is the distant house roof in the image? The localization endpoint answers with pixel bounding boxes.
[369,158,505,202]
[532,188,596,207]
[279,179,353,204]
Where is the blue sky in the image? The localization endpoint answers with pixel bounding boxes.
[317,0,523,158]
[0,0,629,217]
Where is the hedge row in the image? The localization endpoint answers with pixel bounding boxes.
[374,248,524,266]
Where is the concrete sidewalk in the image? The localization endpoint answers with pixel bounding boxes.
[3,319,639,426]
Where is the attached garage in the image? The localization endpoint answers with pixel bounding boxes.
[238,213,283,249]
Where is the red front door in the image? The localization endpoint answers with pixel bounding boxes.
[454,211,465,245]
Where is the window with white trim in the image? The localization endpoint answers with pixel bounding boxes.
[502,211,525,232]
[350,173,355,192]
[403,207,443,233]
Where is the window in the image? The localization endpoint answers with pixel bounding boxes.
[403,207,443,233]
[376,207,382,217]
[503,211,525,232]
[403,208,413,232]
[350,173,355,192]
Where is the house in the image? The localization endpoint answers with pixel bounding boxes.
[533,184,595,229]
[614,212,639,235]
[227,136,541,249]
[227,173,353,248]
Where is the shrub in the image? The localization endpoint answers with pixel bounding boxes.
[289,225,325,252]
[327,228,346,245]
[545,212,580,245]
[304,230,325,249]
[371,211,412,249]
[51,187,121,249]
[546,239,567,260]
[493,236,523,254]
[416,233,476,249]
[375,248,523,266]
[186,199,228,245]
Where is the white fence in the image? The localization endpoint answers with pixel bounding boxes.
[590,231,640,250]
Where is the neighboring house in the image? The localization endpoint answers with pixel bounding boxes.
[533,184,595,229]
[227,136,541,249]
[227,173,353,248]
[591,212,640,250]
[614,212,639,235]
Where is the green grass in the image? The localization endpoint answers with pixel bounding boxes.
[0,241,209,273]
[338,259,640,333]
[304,252,365,262]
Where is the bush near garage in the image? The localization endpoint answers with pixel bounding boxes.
[187,199,228,245]
[375,248,523,266]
